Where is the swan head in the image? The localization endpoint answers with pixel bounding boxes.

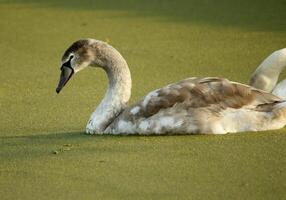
[56,39,102,93]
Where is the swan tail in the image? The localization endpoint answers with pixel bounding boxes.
[250,48,286,92]
[272,80,286,99]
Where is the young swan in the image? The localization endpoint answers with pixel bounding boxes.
[56,39,286,135]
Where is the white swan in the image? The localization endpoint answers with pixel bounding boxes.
[56,39,286,135]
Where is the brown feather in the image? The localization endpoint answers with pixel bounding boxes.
[136,77,282,119]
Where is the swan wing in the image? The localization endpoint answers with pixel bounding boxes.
[132,77,282,118]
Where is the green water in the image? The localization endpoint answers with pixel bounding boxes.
[0,0,286,199]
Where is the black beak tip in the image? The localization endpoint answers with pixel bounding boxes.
[55,65,74,95]
[56,87,61,94]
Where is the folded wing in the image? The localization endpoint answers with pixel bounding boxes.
[135,77,282,118]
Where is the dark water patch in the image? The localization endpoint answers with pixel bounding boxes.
[1,0,286,31]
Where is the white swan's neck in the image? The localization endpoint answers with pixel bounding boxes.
[250,48,286,92]
[88,43,131,133]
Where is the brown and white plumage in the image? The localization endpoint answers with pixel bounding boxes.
[106,77,286,134]
[56,39,286,134]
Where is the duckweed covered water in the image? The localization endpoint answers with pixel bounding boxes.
[0,0,286,199]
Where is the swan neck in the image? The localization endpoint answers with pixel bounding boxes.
[89,46,131,132]
[104,55,132,105]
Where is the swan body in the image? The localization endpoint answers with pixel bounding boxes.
[103,77,286,134]
[56,39,286,135]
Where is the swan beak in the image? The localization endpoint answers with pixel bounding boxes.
[56,66,74,93]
